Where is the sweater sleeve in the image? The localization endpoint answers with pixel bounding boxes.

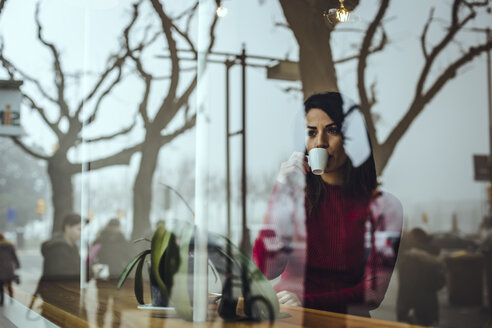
[305,192,403,311]
[253,181,306,280]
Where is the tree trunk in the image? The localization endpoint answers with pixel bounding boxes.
[279,0,359,97]
[47,156,75,234]
[132,137,161,240]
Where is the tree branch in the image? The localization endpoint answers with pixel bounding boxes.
[82,63,124,126]
[35,3,70,117]
[81,117,137,144]
[184,1,199,39]
[170,21,197,58]
[0,50,64,139]
[80,143,141,172]
[151,0,221,130]
[133,26,160,54]
[463,0,489,5]
[357,0,390,147]
[423,40,492,104]
[75,55,127,118]
[127,52,152,129]
[172,1,199,21]
[10,137,50,160]
[420,7,435,60]
[369,81,377,108]
[22,93,62,139]
[0,0,7,17]
[415,0,477,98]
[150,0,181,117]
[274,22,291,30]
[384,39,492,168]
[159,113,196,145]
[75,1,142,119]
[370,0,489,173]
[0,41,58,103]
[334,26,387,64]
[172,1,221,121]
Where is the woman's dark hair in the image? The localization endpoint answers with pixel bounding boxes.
[304,92,378,213]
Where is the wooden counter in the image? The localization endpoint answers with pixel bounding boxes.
[10,281,423,328]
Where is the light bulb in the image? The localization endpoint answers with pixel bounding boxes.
[216,6,228,18]
[336,4,350,22]
[324,0,350,25]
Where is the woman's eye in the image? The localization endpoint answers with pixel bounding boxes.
[307,130,316,137]
[327,127,340,135]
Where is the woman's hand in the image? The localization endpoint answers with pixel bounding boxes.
[277,290,301,306]
[277,152,310,187]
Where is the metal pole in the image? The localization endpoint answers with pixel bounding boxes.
[225,60,232,240]
[487,28,492,167]
[239,44,251,256]
[487,29,492,219]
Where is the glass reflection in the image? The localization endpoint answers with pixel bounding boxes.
[397,228,444,326]
[90,218,131,328]
[37,213,88,324]
[0,232,20,306]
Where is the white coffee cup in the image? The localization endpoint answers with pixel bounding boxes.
[307,148,329,175]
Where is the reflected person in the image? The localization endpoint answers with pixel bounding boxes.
[0,232,20,305]
[90,218,130,328]
[41,213,81,280]
[253,92,403,317]
[397,228,444,326]
[37,213,87,324]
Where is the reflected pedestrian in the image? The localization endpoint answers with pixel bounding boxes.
[0,232,20,305]
[89,218,130,328]
[41,213,81,280]
[35,213,87,325]
[397,228,444,326]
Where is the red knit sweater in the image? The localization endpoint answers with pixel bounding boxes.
[253,181,402,316]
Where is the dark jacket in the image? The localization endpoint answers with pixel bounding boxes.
[41,235,80,280]
[91,230,131,279]
[0,241,20,282]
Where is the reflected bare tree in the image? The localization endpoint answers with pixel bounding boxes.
[358,0,492,174]
[0,3,146,233]
[279,0,492,174]
[0,0,222,237]
[128,0,221,239]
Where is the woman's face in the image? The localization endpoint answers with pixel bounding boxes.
[305,108,348,180]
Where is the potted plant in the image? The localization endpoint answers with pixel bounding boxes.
[117,222,180,307]
[118,220,280,321]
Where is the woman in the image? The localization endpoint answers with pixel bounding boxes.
[0,232,20,305]
[252,92,403,317]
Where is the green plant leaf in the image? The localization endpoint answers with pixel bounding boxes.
[134,256,146,304]
[151,222,172,299]
[117,249,151,289]
[170,224,193,320]
[162,233,180,295]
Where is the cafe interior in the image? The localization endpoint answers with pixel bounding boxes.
[0,0,492,327]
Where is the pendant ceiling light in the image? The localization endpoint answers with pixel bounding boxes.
[323,0,350,26]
